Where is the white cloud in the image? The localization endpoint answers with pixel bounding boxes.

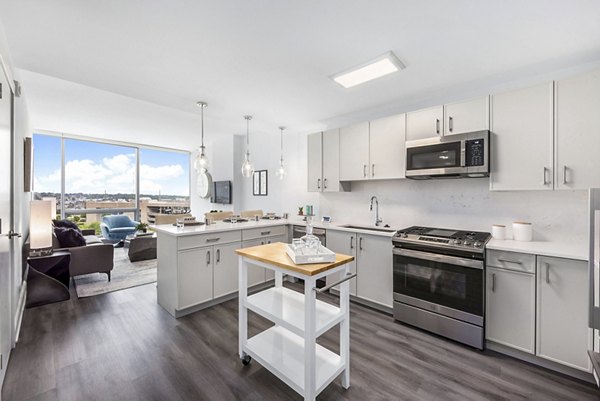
[35,153,187,195]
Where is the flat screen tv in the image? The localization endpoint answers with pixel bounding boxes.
[212,180,232,204]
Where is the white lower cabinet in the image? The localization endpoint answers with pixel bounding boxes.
[325,230,357,296]
[213,242,242,298]
[537,256,592,371]
[356,234,393,308]
[264,234,288,281]
[178,246,214,308]
[242,239,270,286]
[486,267,535,353]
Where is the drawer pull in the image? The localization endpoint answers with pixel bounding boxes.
[498,258,523,265]
[491,273,496,292]
[261,231,271,236]
[206,238,220,243]
[545,263,550,284]
[216,249,220,263]
[207,250,211,265]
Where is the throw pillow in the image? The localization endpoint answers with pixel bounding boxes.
[53,227,86,248]
[52,219,81,232]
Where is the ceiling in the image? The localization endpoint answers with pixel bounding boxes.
[1,0,600,137]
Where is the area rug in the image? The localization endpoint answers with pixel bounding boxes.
[73,248,156,298]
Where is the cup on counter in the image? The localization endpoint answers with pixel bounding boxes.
[230,214,239,223]
[491,224,506,240]
[176,218,184,229]
[282,213,289,219]
[513,221,533,241]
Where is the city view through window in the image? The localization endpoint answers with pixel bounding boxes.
[33,134,191,234]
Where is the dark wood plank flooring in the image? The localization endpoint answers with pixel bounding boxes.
[2,282,599,401]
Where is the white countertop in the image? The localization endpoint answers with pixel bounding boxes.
[154,217,398,239]
[487,238,588,261]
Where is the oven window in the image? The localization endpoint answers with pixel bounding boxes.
[407,142,461,170]
[393,253,483,317]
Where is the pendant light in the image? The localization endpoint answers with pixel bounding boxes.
[241,115,254,178]
[275,126,286,180]
[193,101,209,172]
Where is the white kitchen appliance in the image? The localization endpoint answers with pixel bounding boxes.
[589,188,600,385]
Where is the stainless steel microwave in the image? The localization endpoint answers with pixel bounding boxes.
[405,130,489,179]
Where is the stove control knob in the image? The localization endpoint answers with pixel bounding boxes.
[463,241,472,246]
[402,233,408,238]
[474,242,482,248]
[455,240,462,245]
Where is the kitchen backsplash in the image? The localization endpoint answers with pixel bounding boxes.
[318,178,588,242]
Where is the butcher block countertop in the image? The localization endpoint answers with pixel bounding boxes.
[235,242,354,276]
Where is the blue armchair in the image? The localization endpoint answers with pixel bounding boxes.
[100,215,139,242]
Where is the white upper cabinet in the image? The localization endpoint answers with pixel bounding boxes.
[322,129,341,191]
[443,96,489,136]
[369,114,406,180]
[339,122,370,181]
[307,132,322,192]
[406,105,443,141]
[490,82,554,191]
[555,69,600,189]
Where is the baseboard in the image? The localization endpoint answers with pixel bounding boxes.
[487,341,595,383]
[13,280,26,344]
[329,288,393,315]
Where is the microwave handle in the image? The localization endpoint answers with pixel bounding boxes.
[460,140,466,167]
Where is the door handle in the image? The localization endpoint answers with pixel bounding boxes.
[216,249,220,263]
[545,263,550,284]
[207,250,211,265]
[491,273,496,292]
[371,164,375,178]
[350,236,354,249]
[543,167,550,186]
[317,178,321,189]
[436,119,440,135]
[324,178,328,189]
[562,165,568,185]
[363,164,367,178]
[359,237,363,251]
[449,116,453,132]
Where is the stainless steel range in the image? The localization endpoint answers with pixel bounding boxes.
[392,226,491,349]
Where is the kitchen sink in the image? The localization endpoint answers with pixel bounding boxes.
[338,224,397,233]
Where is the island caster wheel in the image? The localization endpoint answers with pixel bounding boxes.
[241,355,251,366]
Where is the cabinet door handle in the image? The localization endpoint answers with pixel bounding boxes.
[545,263,550,284]
[491,273,496,292]
[324,178,328,189]
[436,119,440,135]
[216,249,220,263]
[543,167,550,186]
[206,237,220,243]
[449,116,453,132]
[317,178,321,189]
[371,164,375,177]
[350,236,354,249]
[207,250,211,265]
[498,258,522,265]
[359,237,363,251]
[563,165,568,185]
[363,164,367,178]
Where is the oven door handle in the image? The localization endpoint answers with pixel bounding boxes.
[393,248,483,270]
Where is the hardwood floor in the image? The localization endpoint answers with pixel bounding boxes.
[2,282,599,401]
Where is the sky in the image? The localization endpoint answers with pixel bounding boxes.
[33,134,190,196]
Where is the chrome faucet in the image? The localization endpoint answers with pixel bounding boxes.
[369,196,382,226]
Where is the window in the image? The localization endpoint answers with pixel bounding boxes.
[32,133,190,234]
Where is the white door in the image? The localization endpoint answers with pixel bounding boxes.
[0,65,14,386]
[356,234,393,307]
[178,247,213,308]
[443,96,489,136]
[405,105,443,141]
[486,267,535,354]
[339,122,370,181]
[213,242,241,298]
[325,230,357,295]
[241,239,267,286]
[264,234,287,281]
[322,128,341,192]
[490,82,554,191]
[555,69,600,189]
[369,113,406,180]
[306,132,322,192]
[537,256,592,371]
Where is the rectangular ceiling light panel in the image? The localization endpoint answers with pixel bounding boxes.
[331,51,405,88]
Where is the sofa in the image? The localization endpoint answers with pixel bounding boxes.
[100,215,138,242]
[52,227,114,281]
